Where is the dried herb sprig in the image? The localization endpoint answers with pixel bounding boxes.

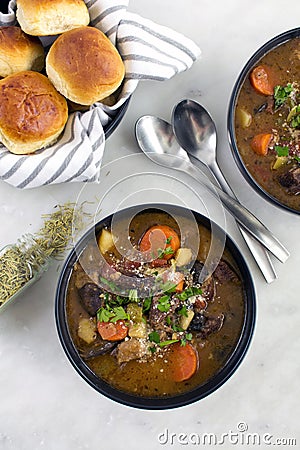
[36,202,88,258]
[0,202,89,305]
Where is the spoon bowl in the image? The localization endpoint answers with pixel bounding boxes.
[172,99,217,168]
[135,116,190,169]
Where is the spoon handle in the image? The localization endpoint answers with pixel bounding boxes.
[238,228,277,282]
[185,162,289,263]
[206,160,277,282]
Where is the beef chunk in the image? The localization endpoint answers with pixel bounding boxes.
[214,260,239,283]
[74,263,95,289]
[148,296,165,328]
[201,276,216,302]
[191,261,207,284]
[188,312,224,338]
[193,295,208,312]
[78,283,104,316]
[148,295,180,331]
[191,261,216,301]
[188,312,207,331]
[116,338,148,364]
[278,166,300,195]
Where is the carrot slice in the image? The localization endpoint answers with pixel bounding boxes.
[139,225,180,260]
[167,342,198,382]
[160,268,185,291]
[251,133,273,156]
[97,320,128,341]
[250,65,275,96]
[175,279,184,293]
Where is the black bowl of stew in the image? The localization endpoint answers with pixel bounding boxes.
[228,28,300,214]
[55,205,256,409]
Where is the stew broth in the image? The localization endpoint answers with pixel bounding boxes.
[235,37,300,211]
[66,211,246,397]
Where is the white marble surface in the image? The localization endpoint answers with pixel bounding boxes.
[1,1,300,449]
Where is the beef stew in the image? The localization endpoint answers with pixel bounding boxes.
[230,31,300,213]
[63,209,249,399]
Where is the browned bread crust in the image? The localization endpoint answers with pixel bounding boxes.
[0,26,44,77]
[0,71,68,154]
[46,26,125,105]
[16,0,90,36]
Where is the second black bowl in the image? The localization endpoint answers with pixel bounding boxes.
[228,28,300,214]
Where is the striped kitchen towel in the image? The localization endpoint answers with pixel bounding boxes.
[0,0,200,189]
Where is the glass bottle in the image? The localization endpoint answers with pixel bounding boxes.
[0,233,51,314]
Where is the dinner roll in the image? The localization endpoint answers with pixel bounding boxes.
[46,26,125,105]
[16,0,90,36]
[0,26,44,77]
[0,71,68,154]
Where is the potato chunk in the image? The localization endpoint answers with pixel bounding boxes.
[98,229,114,254]
[175,248,192,267]
[236,108,252,128]
[179,309,195,331]
[128,322,147,339]
[78,318,97,344]
[272,156,288,170]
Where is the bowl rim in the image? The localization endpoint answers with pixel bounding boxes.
[104,97,130,139]
[227,27,300,215]
[55,204,256,410]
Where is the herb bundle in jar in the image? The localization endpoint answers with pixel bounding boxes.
[0,203,88,309]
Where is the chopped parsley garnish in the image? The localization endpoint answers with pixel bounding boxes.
[148,331,160,344]
[290,114,300,129]
[107,295,129,307]
[142,296,152,312]
[274,145,289,157]
[166,315,172,325]
[177,286,202,301]
[97,307,114,323]
[274,83,293,109]
[97,305,129,323]
[99,276,117,291]
[110,306,130,323]
[166,237,172,244]
[158,339,179,347]
[157,246,174,259]
[178,305,188,317]
[103,290,140,309]
[294,156,300,163]
[181,333,193,346]
[128,289,138,302]
[172,323,184,332]
[287,104,300,128]
[157,294,171,312]
[148,332,179,347]
[159,281,177,293]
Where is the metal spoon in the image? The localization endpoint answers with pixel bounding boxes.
[172,99,277,283]
[135,115,289,264]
